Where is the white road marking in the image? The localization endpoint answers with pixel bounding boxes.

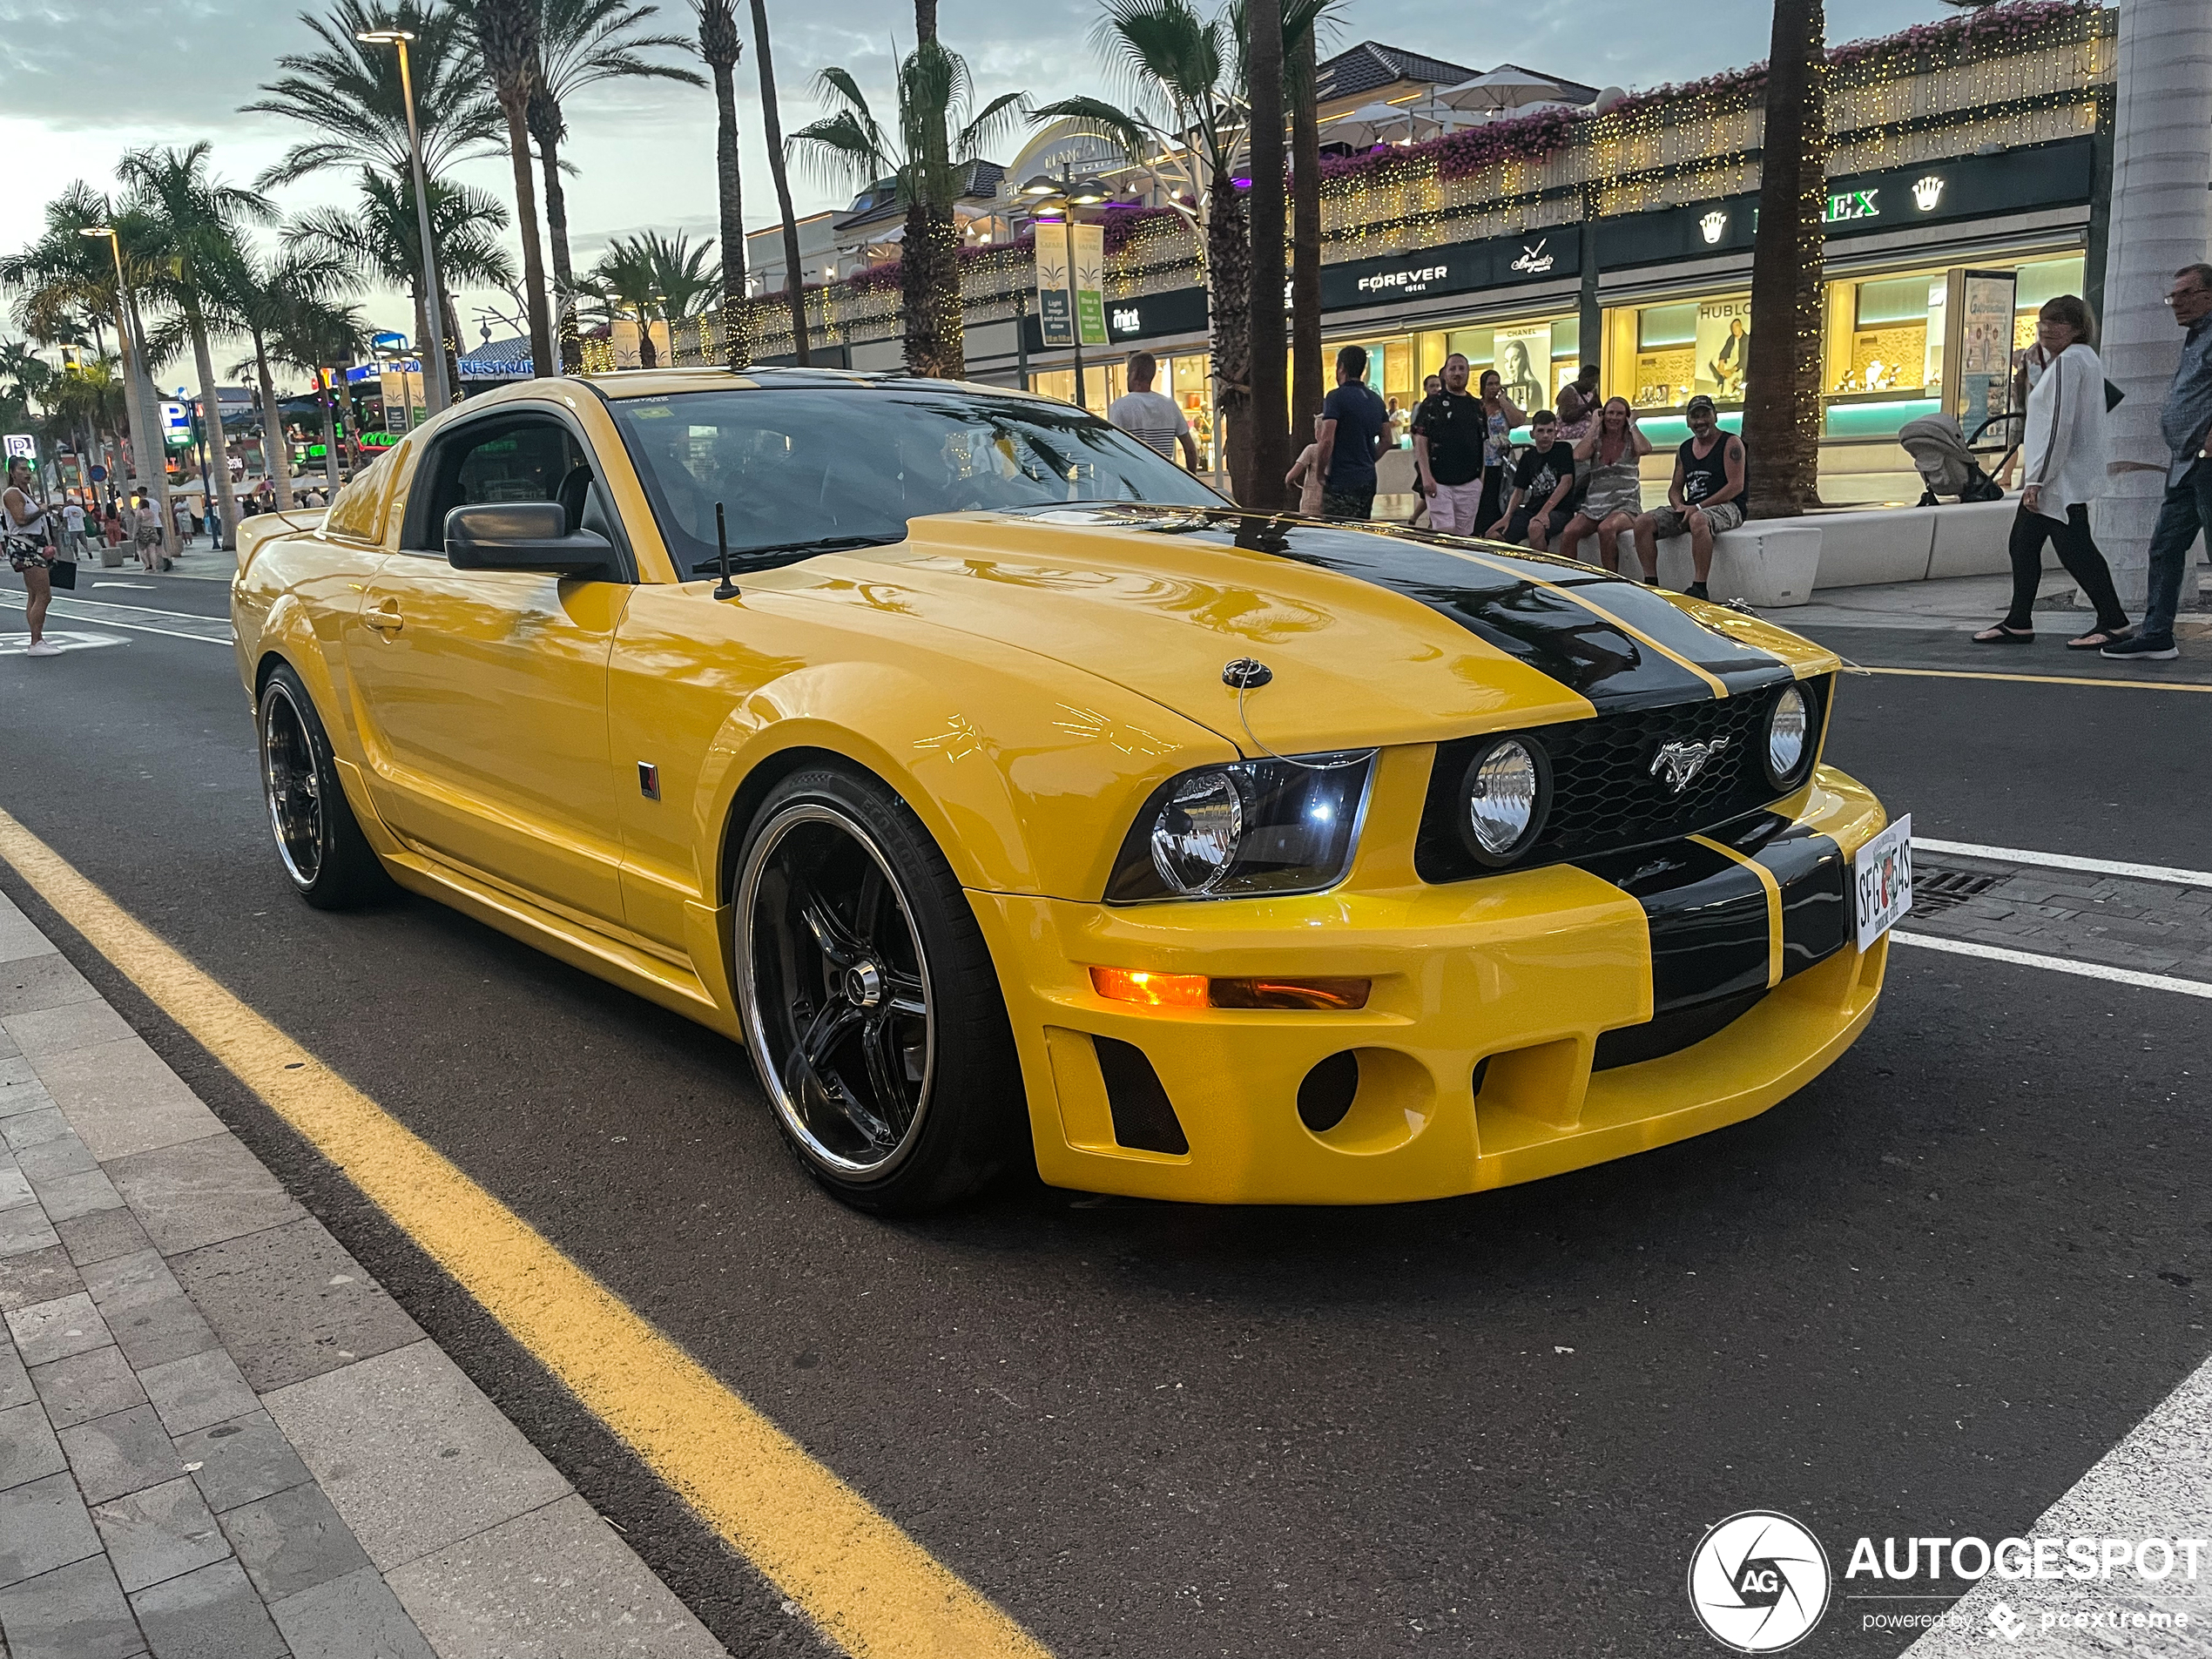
[92,580,154,589]
[0,630,128,655]
[1914,837,2212,892]
[0,590,231,645]
[1892,930,2212,1000]
[1902,1352,2212,1655]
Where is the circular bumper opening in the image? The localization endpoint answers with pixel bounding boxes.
[1295,1049,1435,1154]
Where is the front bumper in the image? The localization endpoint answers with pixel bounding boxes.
[972,764,1889,1204]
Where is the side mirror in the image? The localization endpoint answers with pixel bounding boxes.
[444,501,614,577]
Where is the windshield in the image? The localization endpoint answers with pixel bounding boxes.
[604,385,1225,572]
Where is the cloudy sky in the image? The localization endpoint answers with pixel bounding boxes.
[0,0,1943,381]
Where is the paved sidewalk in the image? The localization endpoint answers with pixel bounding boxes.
[0,890,728,1658]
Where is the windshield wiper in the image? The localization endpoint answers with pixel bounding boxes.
[691,533,899,573]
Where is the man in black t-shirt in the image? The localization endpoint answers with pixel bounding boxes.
[1490,409,1576,550]
[1631,393,1745,597]
[1314,344,1389,519]
[1411,352,1487,534]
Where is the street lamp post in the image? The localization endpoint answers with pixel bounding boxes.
[79,225,177,559]
[357,29,453,415]
[1018,165,1110,409]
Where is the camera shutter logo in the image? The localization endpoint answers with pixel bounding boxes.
[1687,1511,1831,1652]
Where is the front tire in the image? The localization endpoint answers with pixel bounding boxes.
[734,767,1025,1213]
[258,664,388,910]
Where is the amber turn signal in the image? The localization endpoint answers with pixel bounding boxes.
[1089,967,1370,1011]
[1089,966,1210,1007]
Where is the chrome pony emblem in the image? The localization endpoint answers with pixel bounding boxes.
[1651,737,1730,794]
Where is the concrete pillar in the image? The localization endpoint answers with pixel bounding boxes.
[2092,0,2212,613]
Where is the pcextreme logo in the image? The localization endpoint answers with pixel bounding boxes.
[1688,1512,1833,1652]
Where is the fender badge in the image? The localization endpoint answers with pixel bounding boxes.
[637,761,660,800]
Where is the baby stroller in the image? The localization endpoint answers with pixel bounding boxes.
[1898,412,2008,506]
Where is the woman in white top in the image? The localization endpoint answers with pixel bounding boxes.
[3,458,59,657]
[1975,295,2130,649]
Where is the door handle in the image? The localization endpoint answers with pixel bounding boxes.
[365,604,403,634]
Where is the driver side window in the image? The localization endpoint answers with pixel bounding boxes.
[415,416,615,559]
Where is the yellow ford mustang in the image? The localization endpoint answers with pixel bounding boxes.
[233,368,1894,1213]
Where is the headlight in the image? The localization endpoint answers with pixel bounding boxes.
[1457,736,1550,865]
[1765,683,1811,787]
[1150,770,1243,894]
[1108,753,1376,902]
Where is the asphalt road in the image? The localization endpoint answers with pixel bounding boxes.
[3,581,2208,1658]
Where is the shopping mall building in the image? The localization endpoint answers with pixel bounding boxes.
[732,2,2110,487]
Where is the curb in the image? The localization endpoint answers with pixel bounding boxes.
[0,888,729,1659]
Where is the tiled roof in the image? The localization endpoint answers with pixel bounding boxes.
[1315,42,1480,103]
[1313,43,1599,108]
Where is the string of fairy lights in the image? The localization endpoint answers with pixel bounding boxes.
[683,1,2108,363]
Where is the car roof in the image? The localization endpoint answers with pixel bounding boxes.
[572,365,1065,405]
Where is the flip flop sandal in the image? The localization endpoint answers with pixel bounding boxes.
[2066,627,2130,651]
[1972,624,2035,644]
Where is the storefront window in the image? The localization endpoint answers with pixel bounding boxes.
[2013,254,2087,348]
[1627,302,1696,409]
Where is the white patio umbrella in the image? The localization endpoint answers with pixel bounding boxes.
[1435,67,1572,114]
[1320,99,1459,149]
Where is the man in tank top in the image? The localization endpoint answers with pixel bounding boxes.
[1631,393,1745,599]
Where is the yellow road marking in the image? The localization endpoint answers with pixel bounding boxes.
[0,806,1049,1659]
[1856,665,2212,693]
[1691,833,1784,989]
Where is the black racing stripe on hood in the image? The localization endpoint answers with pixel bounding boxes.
[1017,507,1791,709]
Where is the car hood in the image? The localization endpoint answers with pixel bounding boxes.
[759,506,1838,753]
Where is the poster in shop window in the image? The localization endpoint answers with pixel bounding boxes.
[1494,322,1550,412]
[1693,299,1752,401]
[1956,269,2018,441]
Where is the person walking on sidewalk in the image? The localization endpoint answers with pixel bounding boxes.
[3,457,61,657]
[1974,295,2132,650]
[2106,263,2212,661]
[1631,394,1746,598]
[1107,351,1200,470]
[60,496,87,560]
[1313,345,1389,520]
[1286,415,1328,516]
[1412,353,1487,535]
[1474,369,1527,533]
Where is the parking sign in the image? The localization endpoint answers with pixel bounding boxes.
[3,434,34,461]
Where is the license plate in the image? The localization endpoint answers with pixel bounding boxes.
[1853,813,1913,950]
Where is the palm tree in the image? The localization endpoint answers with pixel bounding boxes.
[1035,0,1255,497]
[472,0,556,375]
[1742,0,1827,516]
[529,0,703,369]
[749,0,809,363]
[212,249,362,510]
[1245,0,1288,511]
[1287,0,1345,439]
[247,0,503,186]
[692,0,749,365]
[287,170,517,380]
[0,186,173,523]
[583,230,720,366]
[118,144,273,551]
[268,299,371,493]
[789,43,1024,380]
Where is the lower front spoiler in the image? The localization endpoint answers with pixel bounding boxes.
[982,926,1885,1205]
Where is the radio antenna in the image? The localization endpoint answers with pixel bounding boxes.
[711,501,738,600]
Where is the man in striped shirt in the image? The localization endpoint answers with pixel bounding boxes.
[1106,352,1199,470]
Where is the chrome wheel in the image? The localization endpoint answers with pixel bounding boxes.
[261,683,325,889]
[738,802,936,1178]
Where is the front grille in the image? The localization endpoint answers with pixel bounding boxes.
[1415,676,1828,883]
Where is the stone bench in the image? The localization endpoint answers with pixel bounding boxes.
[1651,521,1824,608]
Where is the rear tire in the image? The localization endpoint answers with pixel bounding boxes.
[258,664,388,910]
[733,766,1026,1214]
